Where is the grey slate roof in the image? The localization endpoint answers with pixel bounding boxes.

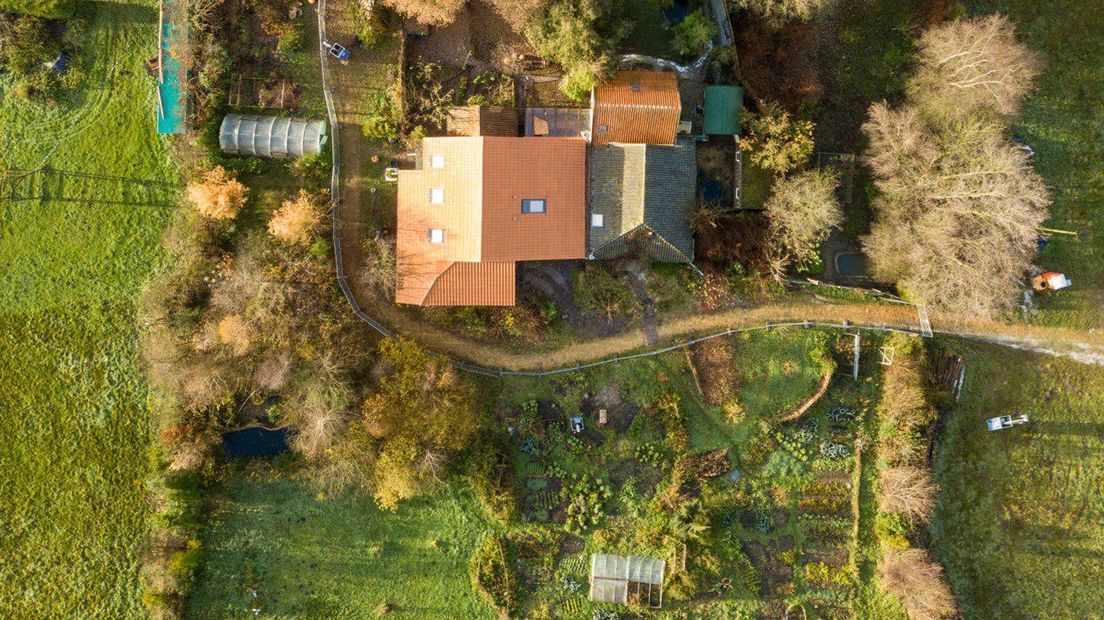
[588,138,696,262]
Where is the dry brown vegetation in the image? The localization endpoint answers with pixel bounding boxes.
[878,548,958,620]
[879,466,937,523]
[185,166,248,221]
[268,190,323,246]
[381,0,466,25]
[876,333,936,465]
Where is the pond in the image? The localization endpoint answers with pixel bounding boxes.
[835,252,869,277]
[222,426,290,458]
[699,178,727,203]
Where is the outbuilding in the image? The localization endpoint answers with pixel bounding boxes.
[589,553,665,608]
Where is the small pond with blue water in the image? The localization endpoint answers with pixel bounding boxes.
[835,252,869,277]
[222,426,291,458]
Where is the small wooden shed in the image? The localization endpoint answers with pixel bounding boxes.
[445,105,519,137]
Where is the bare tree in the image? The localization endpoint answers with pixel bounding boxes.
[862,103,1050,317]
[879,466,938,522]
[909,14,1042,118]
[764,169,842,280]
[878,548,958,620]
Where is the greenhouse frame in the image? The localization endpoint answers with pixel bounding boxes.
[589,553,665,608]
[219,113,327,158]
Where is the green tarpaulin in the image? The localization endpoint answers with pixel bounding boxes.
[703,85,743,135]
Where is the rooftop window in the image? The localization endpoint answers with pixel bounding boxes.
[428,228,445,244]
[521,199,546,214]
[430,188,444,204]
[430,154,445,169]
[591,213,604,227]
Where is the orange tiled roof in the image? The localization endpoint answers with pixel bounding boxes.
[591,71,681,146]
[395,137,586,306]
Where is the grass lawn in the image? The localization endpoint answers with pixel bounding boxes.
[0,2,176,616]
[972,0,1104,329]
[622,0,678,58]
[930,340,1104,617]
[187,477,496,619]
[739,160,774,209]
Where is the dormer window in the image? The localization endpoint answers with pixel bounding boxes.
[430,188,444,204]
[521,199,546,214]
[430,154,445,169]
[428,228,444,244]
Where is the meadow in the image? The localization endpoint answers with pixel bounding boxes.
[930,340,1104,617]
[0,1,176,616]
[982,0,1104,329]
[186,477,496,619]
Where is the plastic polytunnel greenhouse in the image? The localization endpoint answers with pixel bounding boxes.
[219,113,328,158]
[589,553,665,608]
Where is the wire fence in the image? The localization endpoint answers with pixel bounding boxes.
[317,0,393,340]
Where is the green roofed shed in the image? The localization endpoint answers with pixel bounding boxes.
[703,85,743,135]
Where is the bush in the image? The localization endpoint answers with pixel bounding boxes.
[743,100,815,175]
[469,534,516,616]
[185,166,248,221]
[672,9,717,56]
[268,190,324,246]
[878,547,957,620]
[573,264,639,320]
[875,512,911,549]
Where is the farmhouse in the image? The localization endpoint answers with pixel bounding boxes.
[394,69,696,306]
[395,136,587,306]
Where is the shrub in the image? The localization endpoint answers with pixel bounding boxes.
[672,9,718,56]
[276,29,304,56]
[186,166,248,221]
[269,190,323,246]
[879,466,937,522]
[878,547,957,620]
[573,264,639,320]
[469,534,516,616]
[742,100,815,175]
[875,512,911,549]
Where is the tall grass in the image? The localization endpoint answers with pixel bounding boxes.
[930,340,1104,617]
[0,2,176,616]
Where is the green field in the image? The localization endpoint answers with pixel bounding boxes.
[981,0,1104,328]
[0,2,175,617]
[187,477,496,619]
[930,341,1104,617]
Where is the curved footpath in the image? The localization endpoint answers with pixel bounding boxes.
[316,4,1104,374]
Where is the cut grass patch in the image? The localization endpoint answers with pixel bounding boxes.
[186,478,497,619]
[0,2,177,616]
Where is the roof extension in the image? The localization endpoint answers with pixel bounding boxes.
[396,136,587,306]
[591,71,681,147]
[589,139,697,262]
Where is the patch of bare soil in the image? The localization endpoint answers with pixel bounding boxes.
[406,0,532,73]
[692,337,736,405]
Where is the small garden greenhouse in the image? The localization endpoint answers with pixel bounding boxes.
[219,113,327,158]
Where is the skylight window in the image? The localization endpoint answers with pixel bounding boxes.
[521,199,546,214]
[598,124,609,134]
[428,228,444,244]
[430,188,444,204]
[591,213,604,227]
[430,154,445,168]
[630,83,641,92]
